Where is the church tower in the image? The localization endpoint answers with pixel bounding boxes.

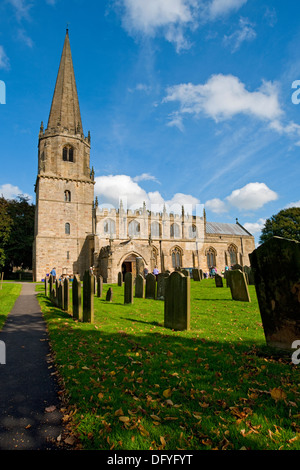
[33,30,95,281]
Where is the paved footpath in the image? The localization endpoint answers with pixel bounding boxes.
[0,283,66,450]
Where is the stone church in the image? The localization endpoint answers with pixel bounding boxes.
[32,31,255,283]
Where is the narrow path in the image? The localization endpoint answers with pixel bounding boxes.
[0,283,65,450]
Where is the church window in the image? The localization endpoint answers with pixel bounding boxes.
[64,190,71,202]
[65,223,70,235]
[170,223,180,238]
[128,220,140,237]
[104,219,116,236]
[189,224,197,239]
[207,247,216,268]
[151,221,161,238]
[63,145,74,162]
[171,247,182,268]
[228,244,238,266]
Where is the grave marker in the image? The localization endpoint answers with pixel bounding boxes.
[164,271,190,331]
[83,270,94,323]
[227,269,251,302]
[124,272,134,304]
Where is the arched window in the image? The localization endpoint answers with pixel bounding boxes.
[170,223,180,239]
[62,145,74,162]
[104,219,116,236]
[206,247,216,268]
[228,244,238,266]
[128,220,140,237]
[189,224,197,239]
[151,221,161,238]
[171,247,182,268]
[65,223,70,235]
[64,190,71,202]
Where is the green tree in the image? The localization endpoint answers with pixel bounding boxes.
[0,197,13,269]
[4,196,35,271]
[259,207,300,244]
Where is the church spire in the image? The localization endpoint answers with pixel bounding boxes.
[46,30,83,135]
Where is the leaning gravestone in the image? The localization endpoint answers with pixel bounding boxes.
[145,273,156,299]
[83,270,94,323]
[72,274,82,321]
[124,272,134,304]
[192,268,201,281]
[215,274,223,287]
[228,269,251,302]
[118,272,123,287]
[97,275,103,298]
[106,287,113,302]
[164,271,190,331]
[63,278,69,311]
[135,274,145,298]
[249,236,300,350]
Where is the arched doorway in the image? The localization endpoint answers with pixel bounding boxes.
[121,253,138,280]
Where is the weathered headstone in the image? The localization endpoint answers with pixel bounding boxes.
[249,236,300,350]
[182,269,189,277]
[157,272,169,300]
[136,257,143,277]
[199,269,203,280]
[97,275,103,298]
[164,271,190,331]
[135,274,145,298]
[215,274,223,287]
[63,277,69,311]
[192,268,201,281]
[118,272,123,287]
[106,287,113,302]
[124,272,134,304]
[44,276,48,296]
[145,273,156,299]
[83,270,94,323]
[227,269,251,302]
[243,265,255,285]
[72,274,82,321]
[232,263,243,271]
[58,281,64,309]
[49,274,54,298]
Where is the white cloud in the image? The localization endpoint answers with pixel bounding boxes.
[226,182,278,211]
[0,183,32,201]
[223,17,256,52]
[94,174,200,214]
[204,198,227,213]
[0,46,10,70]
[243,218,266,235]
[133,173,161,184]
[206,0,247,19]
[163,74,282,125]
[285,200,300,209]
[7,0,32,21]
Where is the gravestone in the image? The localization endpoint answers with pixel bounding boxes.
[97,275,103,298]
[136,257,143,277]
[72,274,82,321]
[232,263,243,271]
[124,272,134,304]
[145,273,156,299]
[49,274,54,298]
[135,274,145,298]
[228,270,251,302]
[157,272,169,300]
[164,271,190,331]
[215,274,223,287]
[58,281,64,309]
[44,277,48,296]
[249,236,300,350]
[106,287,113,302]
[83,270,94,323]
[118,272,123,287]
[243,265,255,285]
[192,268,201,281]
[182,269,189,277]
[63,278,69,311]
[199,269,203,280]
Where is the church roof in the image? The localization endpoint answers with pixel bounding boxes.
[206,221,252,236]
[47,30,83,134]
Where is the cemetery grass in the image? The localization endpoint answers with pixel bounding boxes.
[0,283,22,330]
[37,280,300,451]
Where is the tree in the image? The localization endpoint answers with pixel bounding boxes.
[0,197,13,269]
[259,207,300,244]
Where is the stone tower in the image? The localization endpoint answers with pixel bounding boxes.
[33,30,94,281]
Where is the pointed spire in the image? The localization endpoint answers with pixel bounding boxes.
[47,30,83,135]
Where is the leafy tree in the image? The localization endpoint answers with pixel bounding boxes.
[0,197,13,269]
[259,207,300,244]
[4,196,35,271]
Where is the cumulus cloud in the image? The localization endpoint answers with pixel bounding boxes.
[163,74,282,128]
[94,174,200,214]
[243,218,266,235]
[204,198,227,213]
[285,200,300,209]
[0,183,32,201]
[226,182,278,211]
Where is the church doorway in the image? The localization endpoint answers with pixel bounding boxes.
[121,254,138,280]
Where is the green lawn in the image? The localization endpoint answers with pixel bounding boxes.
[0,283,22,330]
[37,279,300,451]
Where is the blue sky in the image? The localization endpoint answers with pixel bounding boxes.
[0,0,299,244]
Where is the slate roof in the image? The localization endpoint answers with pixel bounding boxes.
[206,222,252,236]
